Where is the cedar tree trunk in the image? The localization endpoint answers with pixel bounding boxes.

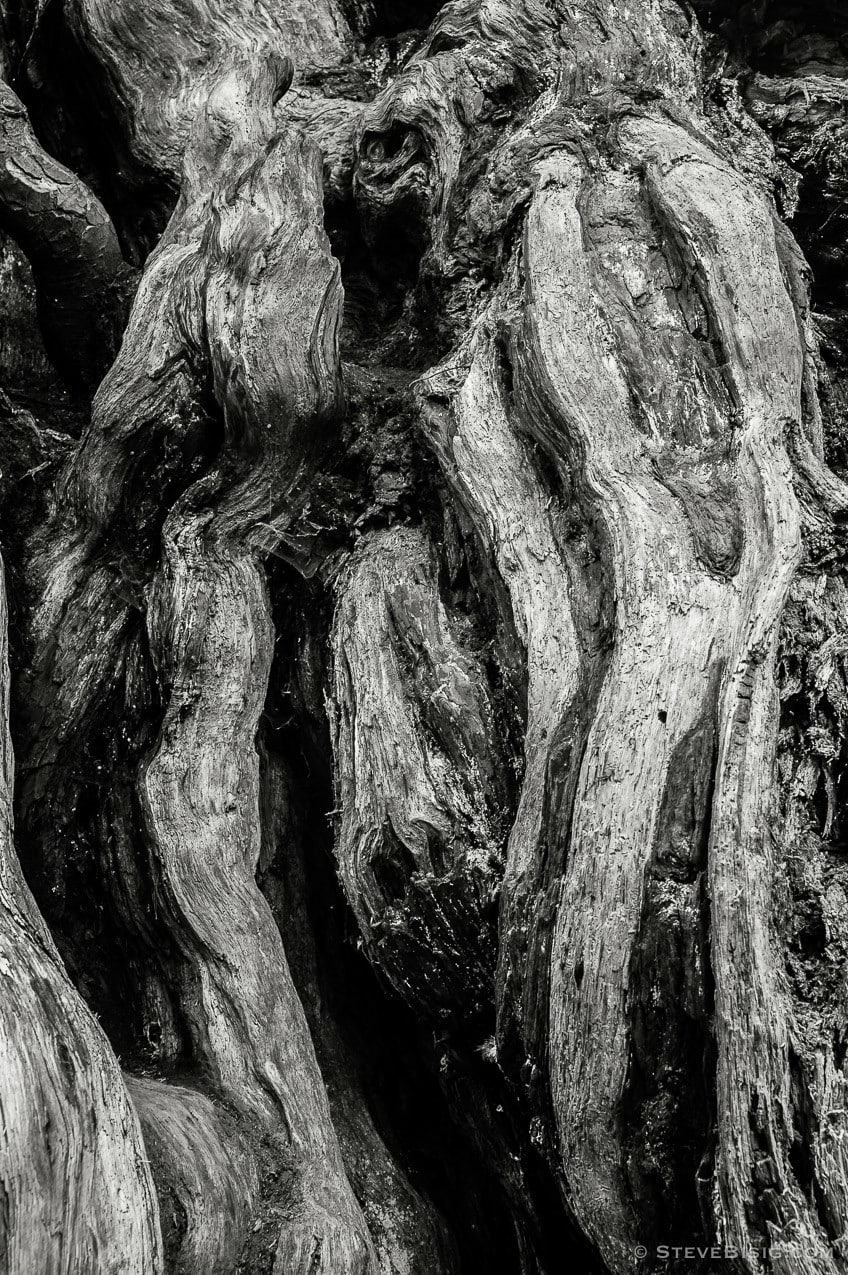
[0,1,847,1274]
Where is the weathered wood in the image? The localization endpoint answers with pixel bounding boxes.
[2,0,848,1271]
[62,0,352,182]
[417,320,587,1074]
[0,80,133,388]
[259,743,461,1275]
[127,1076,258,1275]
[0,556,163,1274]
[331,522,506,1025]
[15,52,373,1274]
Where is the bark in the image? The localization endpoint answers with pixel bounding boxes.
[0,1,847,1274]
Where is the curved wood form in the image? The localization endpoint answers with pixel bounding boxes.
[2,0,848,1272]
[0,557,162,1274]
[16,53,372,1275]
[0,81,132,388]
[331,522,506,1025]
[63,0,352,180]
[417,323,586,1072]
[523,126,808,1267]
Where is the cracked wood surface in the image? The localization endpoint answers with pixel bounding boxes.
[0,1,848,1273]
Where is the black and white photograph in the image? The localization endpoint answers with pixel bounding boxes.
[0,1,846,1272]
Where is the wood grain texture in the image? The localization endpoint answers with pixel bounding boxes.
[63,0,352,180]
[331,522,506,1025]
[128,1076,257,1275]
[0,80,132,388]
[417,319,585,1071]
[16,52,373,1274]
[2,0,848,1271]
[0,557,163,1275]
[259,745,460,1275]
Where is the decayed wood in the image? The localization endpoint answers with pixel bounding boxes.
[2,0,848,1271]
[0,556,163,1274]
[342,2,848,1270]
[0,80,133,388]
[417,319,585,1072]
[62,0,352,182]
[127,1076,257,1275]
[15,52,373,1274]
[258,745,460,1275]
[331,522,506,1025]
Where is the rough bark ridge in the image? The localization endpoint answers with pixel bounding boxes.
[0,0,847,1273]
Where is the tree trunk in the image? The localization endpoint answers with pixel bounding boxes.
[0,1,847,1273]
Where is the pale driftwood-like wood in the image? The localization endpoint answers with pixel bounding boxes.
[0,557,162,1274]
[15,52,372,1275]
[331,522,506,1023]
[127,1076,258,1275]
[418,321,584,1069]
[2,0,848,1272]
[258,747,460,1275]
[63,0,352,181]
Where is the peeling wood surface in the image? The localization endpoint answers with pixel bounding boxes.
[331,523,505,1024]
[0,558,163,1274]
[1,1,848,1273]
